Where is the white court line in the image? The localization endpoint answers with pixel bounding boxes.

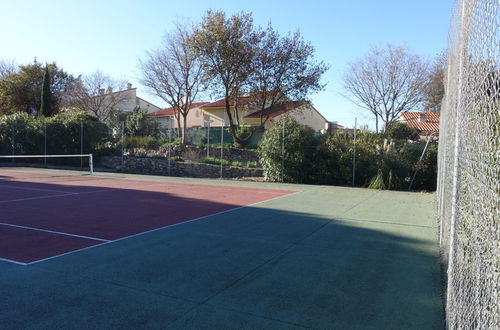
[0,184,77,194]
[25,190,302,266]
[0,193,78,204]
[0,188,126,204]
[0,257,28,266]
[118,181,298,195]
[0,222,110,242]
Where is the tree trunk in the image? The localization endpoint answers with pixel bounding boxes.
[176,115,182,143]
[182,115,188,144]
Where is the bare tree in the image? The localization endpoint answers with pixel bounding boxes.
[0,59,17,78]
[250,25,328,127]
[64,71,126,121]
[140,25,203,144]
[343,45,429,133]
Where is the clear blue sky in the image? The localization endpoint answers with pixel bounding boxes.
[0,0,452,128]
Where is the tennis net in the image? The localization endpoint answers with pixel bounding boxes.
[0,154,94,175]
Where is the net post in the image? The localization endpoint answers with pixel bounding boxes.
[80,121,83,169]
[89,154,94,175]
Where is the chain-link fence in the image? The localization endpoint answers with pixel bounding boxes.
[0,118,262,179]
[0,120,110,168]
[438,0,499,328]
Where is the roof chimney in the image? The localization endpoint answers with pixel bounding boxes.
[107,86,113,94]
[127,82,132,89]
[99,88,105,95]
[419,113,426,123]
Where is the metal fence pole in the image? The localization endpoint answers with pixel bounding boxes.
[44,122,47,165]
[281,118,285,183]
[352,117,357,187]
[121,121,125,169]
[220,120,224,179]
[11,124,15,162]
[80,121,83,168]
[168,120,172,176]
[207,121,210,158]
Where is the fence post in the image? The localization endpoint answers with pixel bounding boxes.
[11,123,15,162]
[121,121,124,169]
[80,121,83,168]
[207,121,210,158]
[220,121,224,179]
[281,118,285,183]
[44,121,47,165]
[168,120,172,176]
[352,117,357,187]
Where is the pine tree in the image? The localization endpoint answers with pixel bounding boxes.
[39,64,52,117]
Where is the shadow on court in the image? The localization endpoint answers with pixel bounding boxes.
[0,185,443,329]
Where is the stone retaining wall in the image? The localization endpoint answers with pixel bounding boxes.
[100,156,263,179]
[125,145,259,164]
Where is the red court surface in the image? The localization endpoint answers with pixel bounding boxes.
[0,170,296,265]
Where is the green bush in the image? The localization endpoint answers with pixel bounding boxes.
[231,161,243,167]
[122,136,161,149]
[108,107,163,139]
[257,119,437,190]
[199,157,230,166]
[323,130,382,186]
[258,116,320,183]
[0,111,109,157]
[246,161,257,168]
[385,122,419,141]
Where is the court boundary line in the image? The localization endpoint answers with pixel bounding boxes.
[0,222,110,242]
[1,177,297,196]
[0,257,28,266]
[0,184,78,194]
[0,188,130,204]
[0,193,78,204]
[23,190,301,266]
[1,168,299,194]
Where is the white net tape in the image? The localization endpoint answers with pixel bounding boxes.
[438,0,499,328]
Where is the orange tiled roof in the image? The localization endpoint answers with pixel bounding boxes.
[400,112,440,132]
[146,102,209,117]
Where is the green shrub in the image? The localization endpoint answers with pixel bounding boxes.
[0,111,109,157]
[246,161,257,168]
[210,143,234,149]
[123,136,160,149]
[323,130,382,186]
[199,157,230,166]
[385,122,419,141]
[257,116,320,183]
[231,161,243,167]
[108,107,163,139]
[172,156,184,162]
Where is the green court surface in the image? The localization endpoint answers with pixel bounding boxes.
[0,169,443,329]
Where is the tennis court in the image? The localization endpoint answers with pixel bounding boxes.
[0,169,295,264]
[0,167,443,329]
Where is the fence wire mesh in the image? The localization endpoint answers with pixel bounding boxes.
[0,117,264,180]
[438,0,500,328]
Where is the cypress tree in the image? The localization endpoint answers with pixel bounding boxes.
[39,64,52,117]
